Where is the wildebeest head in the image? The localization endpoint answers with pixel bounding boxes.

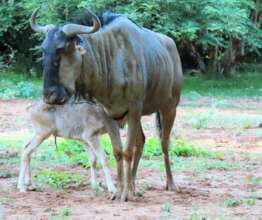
[30,7,101,104]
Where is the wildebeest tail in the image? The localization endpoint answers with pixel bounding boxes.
[155,112,162,138]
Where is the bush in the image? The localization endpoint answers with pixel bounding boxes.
[1,0,262,76]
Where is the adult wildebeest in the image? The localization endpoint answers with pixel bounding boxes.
[30,8,183,201]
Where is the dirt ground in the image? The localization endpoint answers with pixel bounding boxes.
[0,97,262,220]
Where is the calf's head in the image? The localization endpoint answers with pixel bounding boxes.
[30,7,101,104]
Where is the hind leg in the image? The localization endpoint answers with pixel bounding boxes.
[158,107,178,191]
[85,136,116,193]
[24,155,32,187]
[84,144,98,189]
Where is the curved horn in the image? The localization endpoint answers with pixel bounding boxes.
[62,10,101,37]
[30,7,55,34]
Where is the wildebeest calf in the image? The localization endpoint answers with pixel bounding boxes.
[17,101,116,193]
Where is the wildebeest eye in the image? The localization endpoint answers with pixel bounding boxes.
[56,48,64,55]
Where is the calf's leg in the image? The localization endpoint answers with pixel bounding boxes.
[84,145,98,189]
[24,156,32,187]
[18,134,48,192]
[86,136,116,193]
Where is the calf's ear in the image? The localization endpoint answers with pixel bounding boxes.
[42,105,56,112]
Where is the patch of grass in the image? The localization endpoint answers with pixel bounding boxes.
[91,183,102,196]
[144,137,162,157]
[144,137,221,159]
[245,198,256,206]
[137,181,151,197]
[247,176,262,186]
[171,139,219,158]
[173,157,236,173]
[141,156,236,174]
[186,109,262,129]
[188,112,211,129]
[224,197,242,207]
[50,207,72,220]
[0,71,41,99]
[162,202,172,213]
[188,211,207,220]
[56,139,89,168]
[33,169,84,189]
[224,197,257,208]
[250,191,262,199]
[183,72,262,97]
[60,207,71,217]
[0,171,14,179]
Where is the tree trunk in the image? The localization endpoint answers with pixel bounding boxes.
[188,43,207,73]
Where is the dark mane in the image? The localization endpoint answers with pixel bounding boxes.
[70,11,121,27]
[70,10,141,28]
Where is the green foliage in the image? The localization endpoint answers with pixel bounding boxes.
[79,0,262,75]
[33,169,84,189]
[0,71,41,99]
[183,71,262,97]
[57,139,89,168]
[0,0,261,75]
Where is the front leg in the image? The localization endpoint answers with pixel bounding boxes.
[121,106,142,202]
[101,110,123,198]
[18,134,47,192]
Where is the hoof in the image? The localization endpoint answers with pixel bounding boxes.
[111,190,122,200]
[108,185,116,193]
[166,182,179,192]
[120,189,134,202]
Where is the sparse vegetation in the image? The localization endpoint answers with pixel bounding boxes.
[162,202,173,213]
[0,171,13,179]
[33,169,84,189]
[248,176,262,186]
[188,211,207,220]
[49,207,72,220]
[136,181,151,197]
[60,207,72,217]
[91,182,102,196]
[224,197,243,207]
[188,112,211,129]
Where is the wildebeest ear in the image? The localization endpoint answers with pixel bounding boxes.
[75,44,86,55]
